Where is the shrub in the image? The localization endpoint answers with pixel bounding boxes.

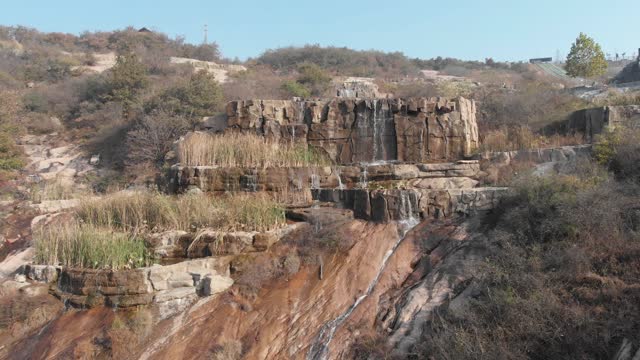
[177,132,330,168]
[125,110,189,167]
[296,62,331,97]
[280,80,310,98]
[34,222,152,270]
[256,44,420,77]
[594,126,640,182]
[419,166,640,360]
[107,53,148,115]
[0,125,24,171]
[146,70,224,117]
[22,91,49,113]
[283,253,301,275]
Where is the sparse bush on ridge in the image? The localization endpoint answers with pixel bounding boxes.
[479,125,585,153]
[177,132,330,168]
[417,162,640,359]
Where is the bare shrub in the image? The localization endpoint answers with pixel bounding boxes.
[236,254,284,294]
[283,253,301,275]
[125,110,189,167]
[480,125,585,152]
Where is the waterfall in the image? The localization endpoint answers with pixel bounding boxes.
[399,191,417,225]
[306,219,420,360]
[372,100,381,162]
[310,173,320,190]
[335,167,345,190]
[358,165,369,189]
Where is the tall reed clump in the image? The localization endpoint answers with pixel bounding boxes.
[177,132,329,167]
[34,191,285,269]
[218,194,286,232]
[34,222,152,270]
[76,191,286,233]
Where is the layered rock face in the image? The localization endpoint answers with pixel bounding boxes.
[22,258,233,316]
[225,97,478,164]
[551,105,640,141]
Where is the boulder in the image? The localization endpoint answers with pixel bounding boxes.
[24,264,59,283]
[201,274,234,296]
[253,233,278,251]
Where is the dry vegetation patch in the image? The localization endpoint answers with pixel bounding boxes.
[178,132,329,168]
[34,191,286,269]
[417,159,640,359]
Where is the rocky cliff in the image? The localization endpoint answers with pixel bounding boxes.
[548,105,640,141]
[223,97,478,164]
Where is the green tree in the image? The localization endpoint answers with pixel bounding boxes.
[108,53,148,116]
[148,70,223,118]
[565,33,607,78]
[297,62,331,96]
[280,80,311,98]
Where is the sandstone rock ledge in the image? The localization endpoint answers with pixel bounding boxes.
[222,97,479,164]
[21,258,234,319]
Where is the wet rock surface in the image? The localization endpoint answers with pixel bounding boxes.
[225,97,478,164]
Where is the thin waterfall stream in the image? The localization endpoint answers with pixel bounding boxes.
[306,192,419,360]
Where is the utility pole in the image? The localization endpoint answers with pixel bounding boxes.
[203,24,208,45]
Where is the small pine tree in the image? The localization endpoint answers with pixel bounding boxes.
[565,33,607,78]
[108,53,148,116]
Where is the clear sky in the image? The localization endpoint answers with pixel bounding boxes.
[1,0,638,61]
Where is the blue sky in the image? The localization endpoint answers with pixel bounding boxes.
[1,0,638,61]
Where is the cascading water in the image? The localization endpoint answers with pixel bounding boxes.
[310,173,321,190]
[358,165,369,189]
[399,190,417,225]
[371,100,382,162]
[334,167,345,190]
[306,214,420,360]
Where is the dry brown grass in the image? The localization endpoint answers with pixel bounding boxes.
[177,132,329,167]
[76,191,285,233]
[480,126,585,153]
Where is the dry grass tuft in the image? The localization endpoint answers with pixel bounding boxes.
[76,191,285,233]
[178,132,329,167]
[34,222,151,270]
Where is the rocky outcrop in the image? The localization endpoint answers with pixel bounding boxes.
[224,97,478,164]
[169,161,481,194]
[22,258,233,313]
[549,105,640,141]
[147,223,306,259]
[334,77,386,98]
[314,187,507,222]
[381,218,489,356]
